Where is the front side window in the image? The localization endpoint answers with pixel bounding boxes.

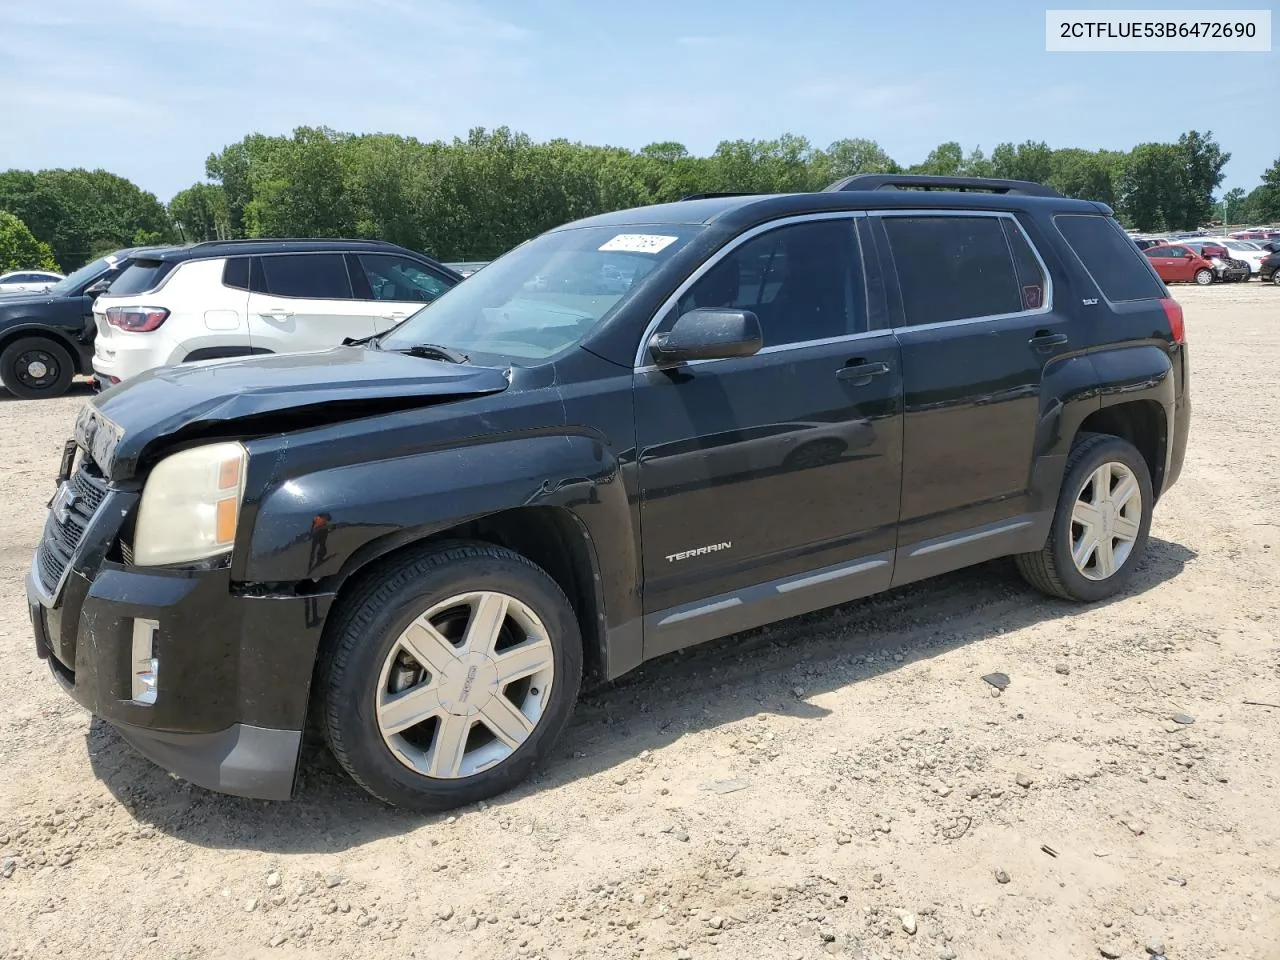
[882,215,1025,327]
[358,254,451,302]
[380,224,704,363]
[51,256,113,297]
[259,253,352,300]
[671,218,863,346]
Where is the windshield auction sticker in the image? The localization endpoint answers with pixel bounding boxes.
[599,234,679,254]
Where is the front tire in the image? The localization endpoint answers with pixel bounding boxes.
[319,542,583,811]
[1272,271,1280,286]
[1015,433,1154,603]
[1194,268,1214,285]
[0,336,75,399]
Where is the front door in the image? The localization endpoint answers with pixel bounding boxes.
[869,210,1072,585]
[245,252,378,353]
[633,214,904,658]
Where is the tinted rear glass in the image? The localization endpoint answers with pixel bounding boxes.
[882,215,1024,326]
[259,253,352,299]
[1054,215,1166,302]
[107,259,175,296]
[222,257,250,290]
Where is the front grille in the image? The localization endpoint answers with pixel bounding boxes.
[36,461,109,593]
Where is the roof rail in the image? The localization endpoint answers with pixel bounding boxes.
[187,237,402,249]
[824,174,1063,199]
[678,192,762,201]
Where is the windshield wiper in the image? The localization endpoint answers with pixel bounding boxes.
[342,332,381,347]
[400,343,471,364]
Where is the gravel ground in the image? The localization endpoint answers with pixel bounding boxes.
[1,283,1277,960]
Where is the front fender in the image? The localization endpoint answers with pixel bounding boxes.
[241,432,638,618]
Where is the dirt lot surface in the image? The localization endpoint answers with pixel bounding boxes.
[1,283,1278,960]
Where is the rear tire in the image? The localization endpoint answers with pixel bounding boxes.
[1272,271,1280,286]
[1193,268,1213,285]
[1015,433,1154,603]
[319,541,583,811]
[0,336,75,399]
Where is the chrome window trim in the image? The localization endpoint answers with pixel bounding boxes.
[869,208,1055,329]
[631,211,869,372]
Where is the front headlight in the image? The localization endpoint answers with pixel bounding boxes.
[133,441,248,566]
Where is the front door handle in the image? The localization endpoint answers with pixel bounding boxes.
[1028,331,1068,351]
[836,360,890,385]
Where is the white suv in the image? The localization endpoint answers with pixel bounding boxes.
[90,240,462,386]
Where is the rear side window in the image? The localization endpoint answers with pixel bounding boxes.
[881,215,1027,327]
[222,257,250,290]
[1054,214,1166,302]
[258,253,353,300]
[1000,219,1048,311]
[107,259,175,296]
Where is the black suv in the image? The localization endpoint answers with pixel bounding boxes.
[0,246,163,399]
[26,175,1191,811]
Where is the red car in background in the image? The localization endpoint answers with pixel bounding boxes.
[1143,243,1226,285]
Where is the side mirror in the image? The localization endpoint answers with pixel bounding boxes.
[83,278,112,297]
[648,308,763,365]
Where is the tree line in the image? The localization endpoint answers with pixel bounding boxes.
[2,127,1278,272]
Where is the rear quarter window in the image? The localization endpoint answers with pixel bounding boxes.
[106,259,176,296]
[1054,214,1166,302]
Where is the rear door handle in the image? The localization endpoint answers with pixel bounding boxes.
[836,360,890,384]
[263,309,294,319]
[1028,331,1068,350]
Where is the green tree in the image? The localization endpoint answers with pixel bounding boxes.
[0,211,59,272]
[169,183,229,241]
[910,142,966,176]
[811,138,900,186]
[1219,187,1247,224]
[1170,130,1229,229]
[0,168,172,267]
[990,140,1054,184]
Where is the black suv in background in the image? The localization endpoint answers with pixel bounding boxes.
[0,246,162,399]
[27,175,1190,811]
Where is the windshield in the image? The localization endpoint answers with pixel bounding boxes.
[379,224,705,362]
[1223,240,1257,251]
[49,256,112,297]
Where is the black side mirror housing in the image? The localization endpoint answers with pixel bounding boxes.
[83,279,112,298]
[648,308,763,365]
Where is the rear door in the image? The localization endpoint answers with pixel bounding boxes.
[870,209,1068,585]
[348,252,455,333]
[245,252,377,352]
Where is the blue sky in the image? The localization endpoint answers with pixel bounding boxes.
[2,0,1276,202]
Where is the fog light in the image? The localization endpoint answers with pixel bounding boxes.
[131,618,159,705]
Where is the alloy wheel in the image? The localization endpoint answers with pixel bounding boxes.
[375,591,555,779]
[1069,461,1142,581]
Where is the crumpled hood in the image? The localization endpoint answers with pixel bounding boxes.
[77,346,511,480]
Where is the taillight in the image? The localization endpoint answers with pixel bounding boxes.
[105,306,169,332]
[1160,298,1185,344]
